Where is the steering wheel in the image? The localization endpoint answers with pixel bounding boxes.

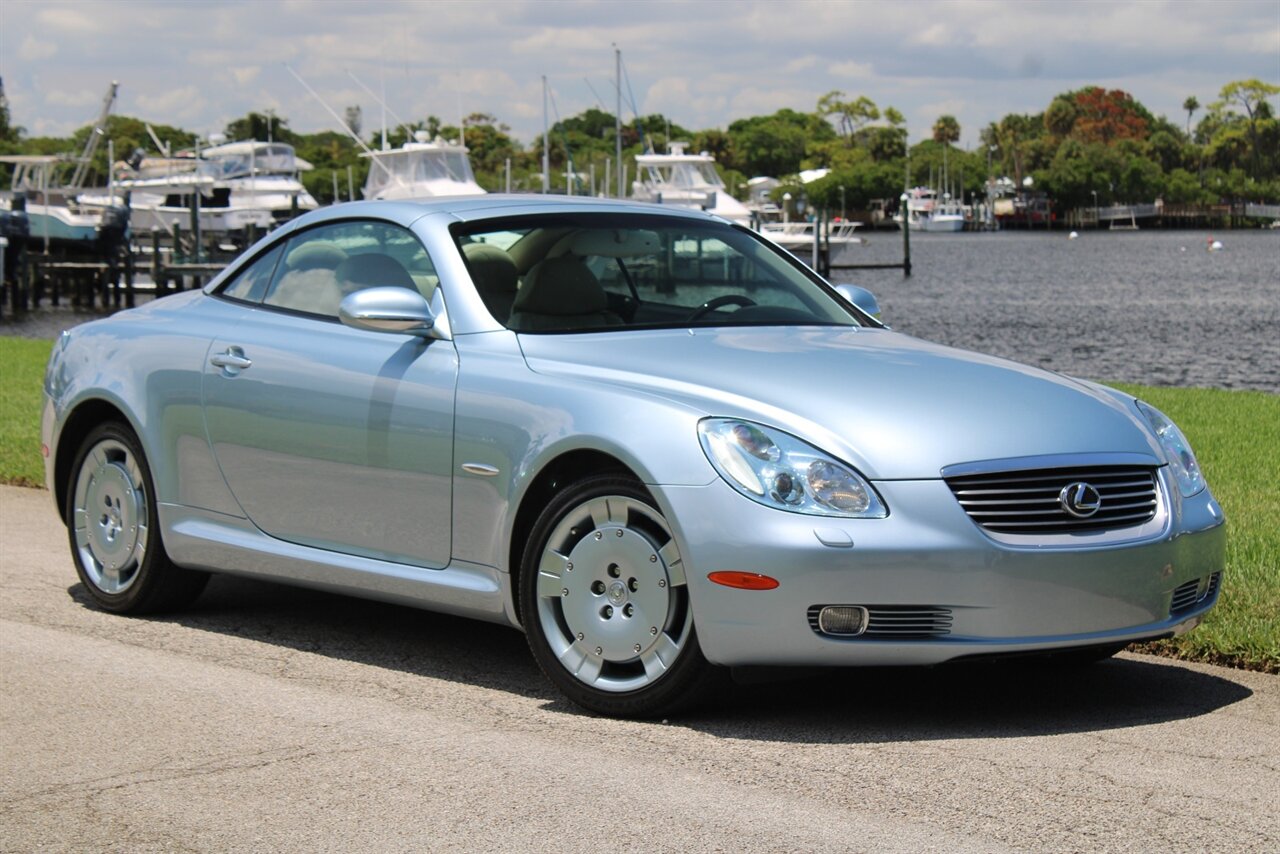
[687,295,757,322]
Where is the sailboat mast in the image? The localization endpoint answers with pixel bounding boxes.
[615,45,622,198]
[542,76,550,193]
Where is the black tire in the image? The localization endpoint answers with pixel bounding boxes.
[65,421,208,614]
[519,475,719,718]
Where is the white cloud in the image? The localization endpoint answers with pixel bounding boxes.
[784,55,820,74]
[829,60,874,79]
[36,7,96,32]
[46,88,99,109]
[19,34,57,61]
[0,0,1274,147]
[231,67,261,87]
[135,86,207,122]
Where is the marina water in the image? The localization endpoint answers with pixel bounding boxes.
[846,229,1279,394]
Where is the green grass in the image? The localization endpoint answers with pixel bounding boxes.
[1112,383,1280,674]
[0,338,52,488]
[1,336,1275,671]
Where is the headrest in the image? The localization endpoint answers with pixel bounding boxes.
[566,229,660,258]
[286,241,348,271]
[514,256,607,316]
[462,243,518,295]
[334,253,416,290]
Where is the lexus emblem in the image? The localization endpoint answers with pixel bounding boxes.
[1059,482,1103,518]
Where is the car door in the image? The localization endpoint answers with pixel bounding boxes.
[202,219,457,569]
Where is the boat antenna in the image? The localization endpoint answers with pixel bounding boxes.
[456,72,466,148]
[346,69,409,129]
[614,44,622,197]
[547,81,575,194]
[618,52,651,154]
[284,63,397,184]
[542,75,550,193]
[583,77,608,112]
[380,65,388,151]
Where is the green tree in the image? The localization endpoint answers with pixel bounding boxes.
[0,76,22,145]
[726,108,832,176]
[1216,79,1280,178]
[1044,97,1078,138]
[931,115,960,145]
[224,111,295,145]
[1183,95,1200,137]
[817,91,880,145]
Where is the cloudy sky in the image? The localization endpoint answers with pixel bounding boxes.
[3,0,1278,148]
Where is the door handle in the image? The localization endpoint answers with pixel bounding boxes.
[210,348,252,371]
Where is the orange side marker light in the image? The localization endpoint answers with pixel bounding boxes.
[707,571,779,590]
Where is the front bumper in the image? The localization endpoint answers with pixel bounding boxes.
[656,472,1226,668]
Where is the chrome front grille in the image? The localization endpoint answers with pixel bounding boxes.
[944,466,1159,534]
[808,606,953,639]
[1171,572,1222,615]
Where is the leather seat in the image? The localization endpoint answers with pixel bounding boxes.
[462,243,519,323]
[334,253,418,295]
[507,256,623,332]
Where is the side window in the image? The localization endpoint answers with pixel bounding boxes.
[262,220,439,318]
[218,244,283,303]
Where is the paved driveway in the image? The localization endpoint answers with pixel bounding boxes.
[2,484,1276,852]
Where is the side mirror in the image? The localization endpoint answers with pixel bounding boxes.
[834,284,884,323]
[339,287,438,337]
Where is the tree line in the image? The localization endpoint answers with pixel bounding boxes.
[1,77,1275,211]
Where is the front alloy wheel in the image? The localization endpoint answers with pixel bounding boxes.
[66,422,208,614]
[521,476,715,717]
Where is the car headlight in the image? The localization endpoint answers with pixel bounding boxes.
[697,418,887,518]
[1136,400,1205,498]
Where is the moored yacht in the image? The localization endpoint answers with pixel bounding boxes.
[0,155,128,248]
[758,219,865,267]
[361,132,486,200]
[87,138,319,234]
[896,186,966,232]
[632,142,751,224]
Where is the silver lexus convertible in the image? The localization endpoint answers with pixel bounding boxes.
[42,197,1226,717]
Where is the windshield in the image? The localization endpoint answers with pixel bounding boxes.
[453,213,865,334]
[366,150,476,196]
[204,144,297,179]
[645,161,723,189]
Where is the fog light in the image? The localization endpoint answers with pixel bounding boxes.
[817,605,868,636]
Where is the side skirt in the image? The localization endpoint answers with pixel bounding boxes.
[160,503,517,627]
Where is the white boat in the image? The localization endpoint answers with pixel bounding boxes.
[0,82,128,251]
[758,220,865,266]
[361,132,485,200]
[632,142,751,224]
[0,155,131,252]
[86,139,319,234]
[896,187,966,232]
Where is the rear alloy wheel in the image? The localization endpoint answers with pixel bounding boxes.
[521,475,716,717]
[67,422,208,614]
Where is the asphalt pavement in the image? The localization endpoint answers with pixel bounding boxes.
[2,484,1277,852]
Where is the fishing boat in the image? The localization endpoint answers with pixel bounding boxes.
[361,132,485,200]
[758,219,865,266]
[632,142,751,224]
[896,187,966,232]
[0,156,123,247]
[83,138,319,234]
[0,82,129,252]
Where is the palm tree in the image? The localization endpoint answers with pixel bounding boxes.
[1183,96,1199,139]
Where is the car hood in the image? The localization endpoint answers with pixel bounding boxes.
[517,326,1163,480]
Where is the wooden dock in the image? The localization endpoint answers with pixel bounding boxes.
[2,226,238,319]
